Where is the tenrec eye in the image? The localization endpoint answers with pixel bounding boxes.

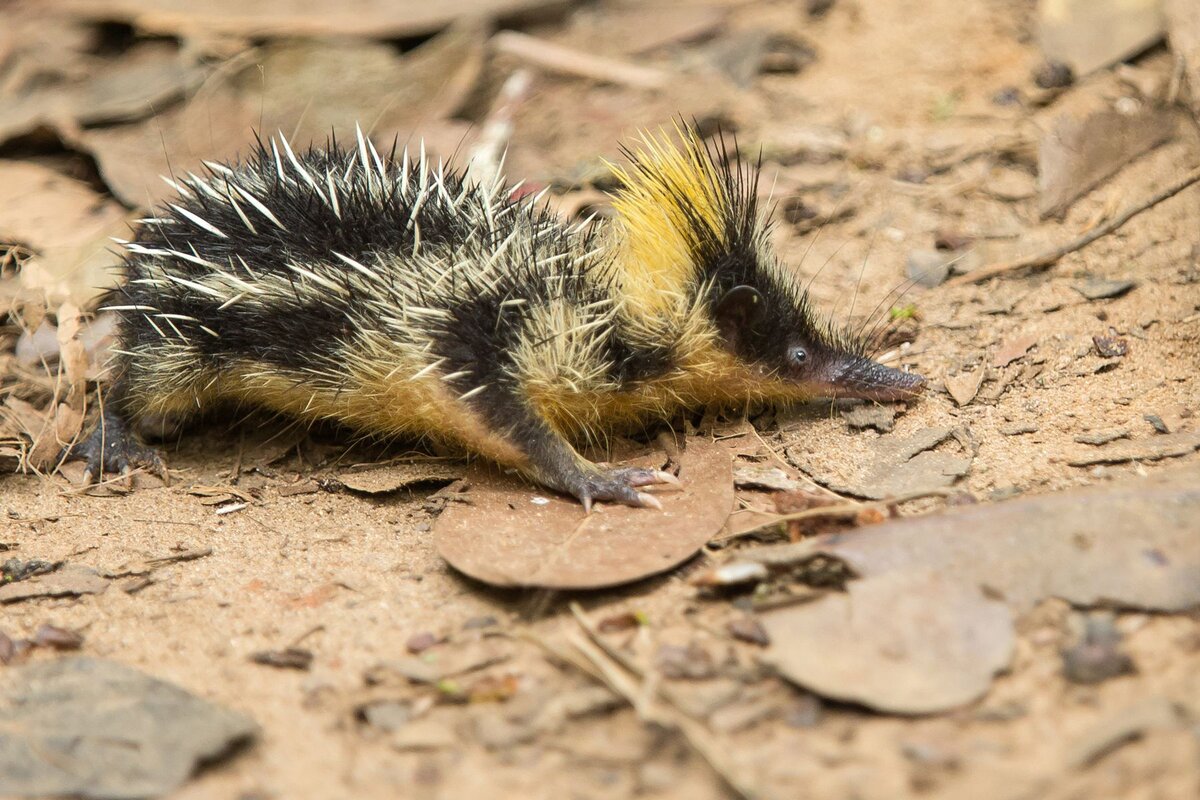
[790,347,808,366]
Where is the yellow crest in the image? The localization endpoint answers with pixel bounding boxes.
[608,125,732,314]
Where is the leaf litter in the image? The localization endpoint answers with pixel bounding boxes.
[435,437,733,589]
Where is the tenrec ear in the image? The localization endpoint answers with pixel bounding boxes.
[714,285,764,350]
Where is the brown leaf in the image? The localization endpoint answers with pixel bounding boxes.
[748,463,1200,613]
[435,438,733,589]
[230,23,486,150]
[992,335,1038,368]
[1038,102,1176,219]
[1066,432,1200,466]
[0,161,131,306]
[944,368,985,407]
[0,42,208,144]
[796,427,972,500]
[0,564,110,604]
[45,0,569,38]
[335,462,462,495]
[762,572,1014,714]
[68,91,256,207]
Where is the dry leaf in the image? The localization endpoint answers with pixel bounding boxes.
[0,161,131,306]
[336,462,462,495]
[46,0,570,38]
[748,463,1200,613]
[944,368,985,406]
[1038,102,1176,219]
[0,564,110,604]
[762,572,1014,714]
[1066,431,1200,466]
[435,438,733,589]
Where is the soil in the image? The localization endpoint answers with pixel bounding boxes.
[2,1,1199,798]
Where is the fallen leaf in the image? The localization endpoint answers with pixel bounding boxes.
[992,335,1038,368]
[1038,102,1176,219]
[435,438,733,589]
[745,464,1200,613]
[762,572,1014,714]
[0,42,208,143]
[0,657,257,799]
[1066,431,1200,466]
[335,462,462,495]
[1038,0,1166,77]
[944,368,985,406]
[733,465,801,492]
[0,161,131,306]
[0,564,109,604]
[796,427,972,500]
[1166,0,1200,120]
[46,0,570,38]
[229,23,486,150]
[66,80,259,207]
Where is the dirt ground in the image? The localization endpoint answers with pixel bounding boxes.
[2,1,1200,799]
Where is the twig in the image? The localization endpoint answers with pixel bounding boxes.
[492,31,670,90]
[465,68,533,186]
[564,605,760,800]
[712,487,954,543]
[945,165,1200,287]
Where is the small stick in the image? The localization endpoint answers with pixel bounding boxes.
[492,31,670,90]
[945,165,1200,287]
[565,607,760,800]
[713,487,954,543]
[465,68,533,186]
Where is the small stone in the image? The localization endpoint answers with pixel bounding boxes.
[406,632,440,654]
[656,642,716,680]
[991,86,1022,106]
[32,624,83,651]
[1062,615,1135,685]
[1072,278,1137,301]
[727,616,770,646]
[1143,414,1170,434]
[999,423,1038,436]
[361,701,413,733]
[806,0,836,17]
[906,249,952,287]
[1033,60,1074,89]
[1092,335,1128,358]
